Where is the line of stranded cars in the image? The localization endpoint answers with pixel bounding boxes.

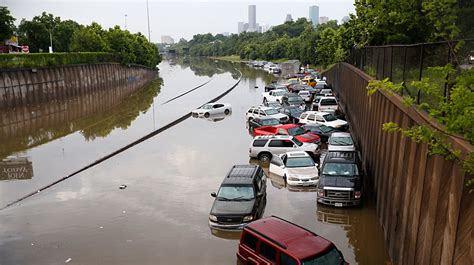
[204,68,362,264]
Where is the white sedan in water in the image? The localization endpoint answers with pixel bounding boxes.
[192,103,232,118]
[269,151,319,186]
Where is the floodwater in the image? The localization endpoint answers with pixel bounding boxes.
[0,58,390,264]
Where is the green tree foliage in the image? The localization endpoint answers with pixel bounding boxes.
[0,6,16,41]
[10,6,161,67]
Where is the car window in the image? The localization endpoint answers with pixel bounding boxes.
[242,232,258,250]
[280,252,298,265]
[259,111,266,116]
[329,136,353,146]
[322,163,359,176]
[320,99,337,106]
[282,140,295,148]
[302,248,344,265]
[268,140,284,147]
[259,241,276,263]
[262,119,280,126]
[217,185,254,200]
[308,114,316,121]
[323,113,337,122]
[253,139,268,147]
[300,113,308,119]
[277,129,287,135]
[248,109,254,114]
[286,157,315,168]
[214,104,224,108]
[316,115,325,122]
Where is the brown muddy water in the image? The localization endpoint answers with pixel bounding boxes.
[0,58,390,265]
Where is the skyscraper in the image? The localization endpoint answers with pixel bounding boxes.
[285,14,293,23]
[319,16,329,24]
[248,5,257,32]
[309,5,319,27]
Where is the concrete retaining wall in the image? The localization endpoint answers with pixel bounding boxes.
[324,63,473,265]
[0,63,157,109]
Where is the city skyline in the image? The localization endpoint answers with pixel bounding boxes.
[5,1,356,42]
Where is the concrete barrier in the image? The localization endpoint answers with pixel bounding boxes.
[324,62,473,265]
[0,63,157,109]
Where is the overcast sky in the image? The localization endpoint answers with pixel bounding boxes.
[4,0,355,42]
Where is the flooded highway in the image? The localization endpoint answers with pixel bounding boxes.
[0,58,390,264]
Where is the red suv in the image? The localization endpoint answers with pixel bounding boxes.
[237,216,347,265]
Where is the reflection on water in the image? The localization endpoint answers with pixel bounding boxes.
[0,156,33,181]
[210,228,242,240]
[0,79,162,159]
[192,112,232,122]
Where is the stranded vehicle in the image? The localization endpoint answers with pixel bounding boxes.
[209,165,267,230]
[317,151,363,207]
[249,135,319,162]
[253,124,321,143]
[192,103,232,118]
[237,216,347,264]
[269,151,319,187]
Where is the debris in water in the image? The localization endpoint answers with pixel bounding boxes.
[99,226,103,229]
[65,258,72,263]
[122,210,126,214]
[119,185,127,190]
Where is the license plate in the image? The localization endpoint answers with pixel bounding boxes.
[335,203,343,207]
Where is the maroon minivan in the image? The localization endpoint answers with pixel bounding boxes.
[237,216,347,265]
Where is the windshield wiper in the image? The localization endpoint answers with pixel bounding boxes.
[232,196,253,201]
[218,197,231,201]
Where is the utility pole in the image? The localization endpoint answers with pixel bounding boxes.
[124,14,128,30]
[146,0,151,42]
[49,29,53,53]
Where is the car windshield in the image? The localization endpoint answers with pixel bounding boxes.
[287,127,306,136]
[286,157,315,168]
[275,91,286,96]
[202,104,213,109]
[322,163,359,176]
[330,136,353,146]
[288,96,303,103]
[261,119,280,126]
[302,248,344,265]
[217,186,254,201]
[323,113,337,122]
[319,125,334,133]
[293,137,303,146]
[265,108,279,115]
[320,99,337,106]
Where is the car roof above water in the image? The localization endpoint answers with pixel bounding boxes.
[222,165,259,185]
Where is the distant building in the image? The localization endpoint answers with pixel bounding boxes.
[161,35,175,44]
[285,14,293,22]
[309,5,319,27]
[248,5,257,32]
[319,16,329,24]
[341,16,350,24]
[262,24,272,33]
[221,32,230,37]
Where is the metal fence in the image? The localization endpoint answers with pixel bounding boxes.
[347,39,474,104]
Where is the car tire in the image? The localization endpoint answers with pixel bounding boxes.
[224,109,230,115]
[204,112,210,118]
[276,99,280,103]
[258,152,272,162]
[263,98,267,104]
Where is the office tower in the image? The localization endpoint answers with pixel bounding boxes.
[248,5,257,32]
[285,14,293,22]
[319,16,329,24]
[160,35,174,44]
[238,22,245,34]
[309,5,319,27]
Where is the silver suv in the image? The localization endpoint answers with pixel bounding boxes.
[246,106,289,124]
[249,135,319,162]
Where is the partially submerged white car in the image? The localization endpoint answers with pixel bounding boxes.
[269,151,319,186]
[192,103,232,118]
[328,132,356,152]
[299,111,348,130]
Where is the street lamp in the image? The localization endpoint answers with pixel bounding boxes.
[146,0,151,42]
[49,28,53,53]
[124,14,128,30]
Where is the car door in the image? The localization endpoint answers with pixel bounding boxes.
[307,114,316,124]
[213,104,224,114]
[315,114,326,125]
[269,155,285,176]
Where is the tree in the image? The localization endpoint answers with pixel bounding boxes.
[0,7,15,41]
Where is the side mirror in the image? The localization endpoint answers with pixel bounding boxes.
[211,192,217,197]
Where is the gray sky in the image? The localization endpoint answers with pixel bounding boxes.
[4,0,355,42]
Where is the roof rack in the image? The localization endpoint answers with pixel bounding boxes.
[246,226,288,250]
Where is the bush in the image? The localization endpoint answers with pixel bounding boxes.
[0,52,118,69]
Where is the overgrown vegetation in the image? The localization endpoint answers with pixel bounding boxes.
[0,52,117,68]
[0,8,161,68]
[368,66,474,188]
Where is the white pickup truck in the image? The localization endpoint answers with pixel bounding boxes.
[262,89,287,104]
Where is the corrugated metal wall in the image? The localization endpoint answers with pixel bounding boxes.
[324,63,473,265]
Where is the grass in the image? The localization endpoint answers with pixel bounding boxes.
[211,55,242,62]
[0,52,118,69]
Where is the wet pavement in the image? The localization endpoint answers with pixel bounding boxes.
[0,58,390,264]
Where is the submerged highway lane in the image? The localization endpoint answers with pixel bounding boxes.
[0,58,390,264]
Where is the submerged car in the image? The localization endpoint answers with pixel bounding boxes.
[209,165,267,230]
[237,216,347,264]
[328,132,355,152]
[299,111,348,130]
[248,117,281,132]
[281,93,306,110]
[253,124,321,143]
[302,124,341,143]
[192,103,232,118]
[278,106,304,123]
[269,151,319,186]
